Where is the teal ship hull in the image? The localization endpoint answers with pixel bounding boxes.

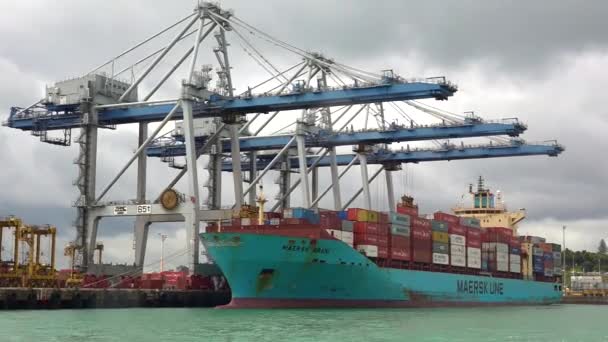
[201,232,562,308]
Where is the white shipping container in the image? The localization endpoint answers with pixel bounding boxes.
[467,247,481,269]
[341,231,354,241]
[510,262,521,273]
[451,254,466,267]
[497,261,509,272]
[269,218,281,225]
[340,235,354,245]
[450,244,466,255]
[432,253,449,265]
[545,269,554,277]
[554,266,563,275]
[509,254,521,264]
[325,229,342,239]
[497,252,509,263]
[449,234,466,246]
[496,243,509,254]
[356,245,378,257]
[241,218,252,226]
[283,209,293,218]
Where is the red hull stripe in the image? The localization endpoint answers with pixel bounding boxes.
[219,298,556,309]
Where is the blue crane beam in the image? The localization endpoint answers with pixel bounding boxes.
[217,142,564,171]
[145,121,526,157]
[5,81,456,131]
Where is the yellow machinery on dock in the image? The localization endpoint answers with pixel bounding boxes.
[0,216,58,287]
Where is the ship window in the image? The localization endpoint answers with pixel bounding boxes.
[259,268,275,276]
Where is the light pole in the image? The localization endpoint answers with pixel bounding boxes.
[158,233,168,273]
[562,225,566,293]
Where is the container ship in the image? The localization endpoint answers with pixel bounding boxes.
[202,178,563,308]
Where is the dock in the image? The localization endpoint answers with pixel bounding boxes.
[0,288,230,310]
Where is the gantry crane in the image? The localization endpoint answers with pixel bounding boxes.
[18,225,57,287]
[1,2,563,272]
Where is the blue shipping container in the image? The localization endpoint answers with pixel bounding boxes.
[338,211,348,220]
[511,248,521,255]
[533,255,544,273]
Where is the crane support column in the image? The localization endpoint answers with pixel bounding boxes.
[328,147,341,210]
[230,124,244,210]
[248,151,257,205]
[383,163,401,212]
[133,122,150,266]
[311,168,319,208]
[277,155,291,212]
[296,122,311,207]
[355,145,373,210]
[182,99,201,269]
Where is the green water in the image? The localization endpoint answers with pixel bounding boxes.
[0,305,606,341]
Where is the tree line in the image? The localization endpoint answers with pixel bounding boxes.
[562,238,608,273]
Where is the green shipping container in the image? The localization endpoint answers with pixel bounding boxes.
[388,212,410,226]
[431,220,448,232]
[551,243,562,252]
[459,217,481,228]
[390,225,410,237]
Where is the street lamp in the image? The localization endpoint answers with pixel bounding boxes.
[158,233,168,273]
[562,225,566,293]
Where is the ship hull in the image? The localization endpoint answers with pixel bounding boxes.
[201,232,562,308]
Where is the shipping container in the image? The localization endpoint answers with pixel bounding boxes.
[378,212,389,224]
[467,247,481,269]
[354,222,379,235]
[378,245,388,258]
[411,225,432,263]
[551,243,562,252]
[496,261,509,272]
[538,243,553,253]
[432,231,449,243]
[376,223,390,236]
[337,210,348,220]
[482,242,509,254]
[396,204,418,216]
[341,231,354,242]
[390,225,410,237]
[367,210,379,223]
[451,254,466,267]
[532,246,544,257]
[411,225,431,240]
[377,235,389,247]
[356,245,378,257]
[432,253,449,265]
[552,251,561,264]
[448,224,467,236]
[510,254,521,265]
[388,212,411,226]
[450,244,466,255]
[410,216,431,229]
[390,248,410,261]
[341,220,354,232]
[449,234,466,246]
[509,262,521,274]
[325,229,342,239]
[433,212,460,225]
[459,217,481,228]
[432,242,449,254]
[431,220,448,232]
[533,255,544,273]
[391,235,410,248]
[347,208,369,222]
[519,235,546,244]
[354,232,378,245]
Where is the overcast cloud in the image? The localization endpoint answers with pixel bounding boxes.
[0,1,606,268]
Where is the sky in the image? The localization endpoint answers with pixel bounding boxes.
[0,0,607,269]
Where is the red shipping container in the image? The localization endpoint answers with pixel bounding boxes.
[412,243,432,263]
[448,224,467,235]
[354,222,379,235]
[377,235,389,247]
[347,208,367,221]
[378,246,388,258]
[377,223,389,236]
[411,225,431,240]
[281,218,308,225]
[410,216,431,229]
[396,204,419,216]
[378,212,389,224]
[510,236,520,248]
[390,248,411,261]
[391,235,410,248]
[538,243,553,253]
[467,237,482,248]
[467,227,481,239]
[354,232,378,245]
[433,212,460,225]
[320,216,341,229]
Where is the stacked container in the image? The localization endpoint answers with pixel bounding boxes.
[532,245,544,275]
[349,208,379,257]
[466,226,482,269]
[444,215,466,268]
[411,216,432,263]
[552,243,562,276]
[431,220,449,265]
[539,243,554,277]
[459,217,481,228]
[509,236,521,274]
[388,212,411,261]
[376,212,389,259]
[283,207,320,224]
[520,242,534,279]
